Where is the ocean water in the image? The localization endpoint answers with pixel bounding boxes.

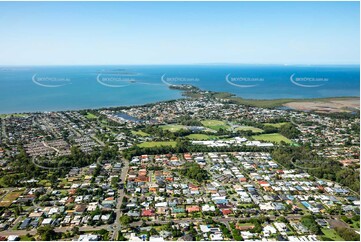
[0,65,359,114]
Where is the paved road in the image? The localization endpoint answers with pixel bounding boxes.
[42,141,60,154]
[0,224,111,237]
[91,134,105,146]
[0,118,8,145]
[110,158,129,240]
[0,213,336,238]
[128,214,305,227]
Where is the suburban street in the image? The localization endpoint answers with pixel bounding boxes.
[110,158,129,241]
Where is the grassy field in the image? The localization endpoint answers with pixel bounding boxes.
[0,190,24,207]
[0,114,28,118]
[138,141,177,148]
[201,120,230,131]
[131,130,150,137]
[263,122,289,128]
[161,124,188,132]
[321,228,344,241]
[85,112,98,119]
[252,133,292,144]
[186,134,217,140]
[235,125,263,133]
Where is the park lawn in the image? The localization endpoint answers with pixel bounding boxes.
[263,122,289,128]
[201,120,231,131]
[0,190,24,207]
[85,112,97,119]
[161,124,188,132]
[321,228,344,241]
[235,125,263,133]
[138,141,177,148]
[252,133,292,144]
[186,134,217,140]
[131,130,150,137]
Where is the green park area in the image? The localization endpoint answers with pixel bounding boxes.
[252,133,292,144]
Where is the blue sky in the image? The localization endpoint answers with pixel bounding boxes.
[0,1,359,65]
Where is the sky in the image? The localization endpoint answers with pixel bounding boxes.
[0,1,359,65]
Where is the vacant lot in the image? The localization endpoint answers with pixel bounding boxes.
[235,125,263,133]
[161,124,188,132]
[321,228,344,241]
[252,133,292,144]
[0,190,24,207]
[201,120,230,131]
[138,141,177,148]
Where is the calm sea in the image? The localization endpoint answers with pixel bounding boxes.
[0,65,359,114]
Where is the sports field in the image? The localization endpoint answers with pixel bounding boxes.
[186,134,217,140]
[138,141,177,148]
[161,124,188,132]
[263,122,289,128]
[85,112,97,119]
[235,125,263,133]
[201,120,230,131]
[131,130,150,137]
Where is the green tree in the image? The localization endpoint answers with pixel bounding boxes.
[37,225,57,241]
